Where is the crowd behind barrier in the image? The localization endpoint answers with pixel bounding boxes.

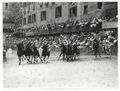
[4,28,117,54]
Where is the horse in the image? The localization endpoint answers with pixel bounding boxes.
[41,43,51,63]
[58,42,67,60]
[17,42,43,65]
[16,42,25,65]
[32,43,42,63]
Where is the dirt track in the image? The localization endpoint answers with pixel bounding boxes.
[3,51,118,89]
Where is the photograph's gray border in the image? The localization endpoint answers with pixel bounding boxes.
[0,0,119,91]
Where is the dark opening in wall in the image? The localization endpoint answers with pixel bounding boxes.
[97,2,102,9]
[70,6,77,17]
[84,5,88,14]
[55,6,62,18]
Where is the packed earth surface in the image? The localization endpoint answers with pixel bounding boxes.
[3,50,118,89]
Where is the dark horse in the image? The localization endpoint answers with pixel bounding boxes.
[17,42,42,65]
[16,42,25,65]
[41,43,50,63]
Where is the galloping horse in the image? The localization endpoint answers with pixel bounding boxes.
[17,42,43,65]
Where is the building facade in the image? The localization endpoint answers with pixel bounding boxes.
[4,2,117,36]
[3,2,23,31]
[21,2,105,27]
[3,2,23,47]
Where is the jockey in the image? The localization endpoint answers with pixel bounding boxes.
[93,38,101,58]
[73,41,78,60]
[41,41,49,62]
[16,40,24,65]
[58,41,67,60]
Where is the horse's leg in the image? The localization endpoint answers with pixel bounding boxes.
[20,56,23,62]
[73,53,76,60]
[26,56,28,64]
[34,55,37,63]
[22,55,26,61]
[58,52,62,60]
[71,55,73,61]
[27,56,31,63]
[109,48,112,58]
[45,56,48,63]
[43,56,45,62]
[18,57,21,65]
[21,56,23,62]
[35,56,38,63]
[72,54,74,61]
[97,49,101,58]
[47,52,50,60]
[27,56,29,63]
[78,52,80,60]
[64,54,66,60]
[104,46,106,54]
[41,56,43,63]
[77,54,79,60]
[33,55,36,63]
[23,55,26,61]
[39,55,43,63]
[36,56,39,63]
[68,55,70,61]
[66,55,69,62]
[63,53,65,60]
[31,55,33,63]
[25,56,27,61]
[94,50,97,58]
[35,56,37,63]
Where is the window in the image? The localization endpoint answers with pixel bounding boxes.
[39,3,43,7]
[70,6,77,17]
[5,3,8,9]
[23,3,27,8]
[28,15,32,24]
[55,6,62,18]
[84,5,88,14]
[52,2,55,5]
[23,18,26,25]
[97,2,102,9]
[41,11,46,21]
[45,3,49,7]
[27,5,30,14]
[20,19,22,26]
[105,8,117,18]
[32,14,36,23]
[23,8,26,15]
[33,3,35,11]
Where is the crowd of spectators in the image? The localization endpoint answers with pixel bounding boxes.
[101,15,117,22]
[4,28,117,55]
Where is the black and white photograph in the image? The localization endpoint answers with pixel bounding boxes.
[2,1,118,89]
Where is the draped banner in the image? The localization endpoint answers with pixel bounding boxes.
[3,23,15,29]
[102,21,117,29]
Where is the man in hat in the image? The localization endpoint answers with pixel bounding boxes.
[58,41,67,60]
[16,40,24,65]
[93,38,101,59]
